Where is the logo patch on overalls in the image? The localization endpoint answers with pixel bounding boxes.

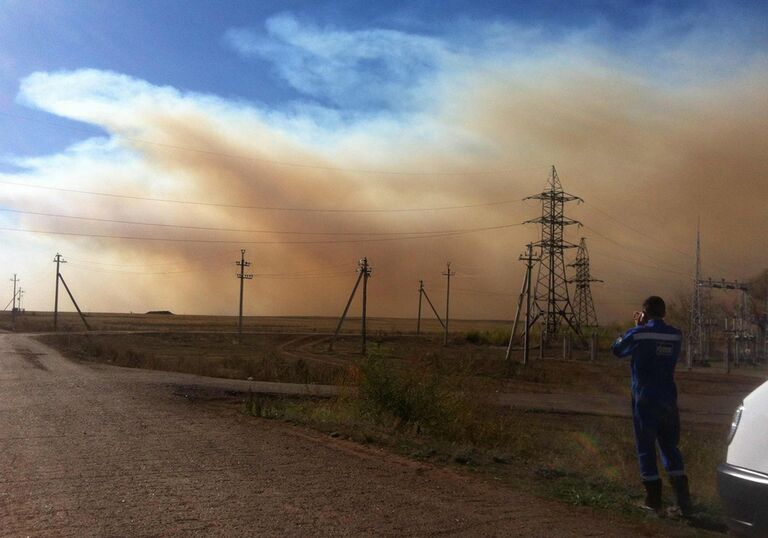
[656,343,674,357]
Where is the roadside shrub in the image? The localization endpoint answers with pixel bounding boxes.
[81,339,105,358]
[121,348,146,368]
[293,358,310,384]
[465,330,482,344]
[355,353,511,446]
[358,353,447,430]
[464,329,509,346]
[244,392,281,418]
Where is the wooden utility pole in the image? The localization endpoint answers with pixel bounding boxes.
[416,280,423,335]
[10,274,18,315]
[360,257,371,355]
[53,253,65,330]
[506,276,528,363]
[416,279,445,335]
[236,249,253,340]
[506,244,540,366]
[443,262,454,346]
[330,257,371,354]
[522,245,538,365]
[57,273,91,331]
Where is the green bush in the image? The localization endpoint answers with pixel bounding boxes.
[121,348,146,368]
[358,353,447,429]
[355,354,513,446]
[81,339,105,358]
[464,329,509,346]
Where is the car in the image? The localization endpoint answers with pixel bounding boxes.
[717,379,768,536]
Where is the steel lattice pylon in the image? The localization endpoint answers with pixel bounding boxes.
[525,165,584,341]
[688,223,704,368]
[568,237,602,327]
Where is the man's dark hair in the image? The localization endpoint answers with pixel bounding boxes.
[643,296,666,318]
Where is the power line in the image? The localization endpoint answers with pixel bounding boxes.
[0,222,521,245]
[66,252,227,267]
[1,179,525,214]
[581,201,694,259]
[589,249,692,279]
[0,205,521,236]
[433,286,517,297]
[581,223,692,274]
[0,179,521,213]
[66,256,353,275]
[60,263,355,280]
[65,262,232,275]
[581,200,734,276]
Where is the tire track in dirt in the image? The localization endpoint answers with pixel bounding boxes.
[277,333,349,368]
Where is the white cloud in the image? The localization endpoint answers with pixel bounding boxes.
[4,8,768,318]
[226,13,452,109]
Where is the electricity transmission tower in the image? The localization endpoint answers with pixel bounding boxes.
[689,226,757,369]
[525,165,584,341]
[699,278,750,368]
[568,237,602,328]
[688,224,704,368]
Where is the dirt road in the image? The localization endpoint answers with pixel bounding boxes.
[1,333,690,537]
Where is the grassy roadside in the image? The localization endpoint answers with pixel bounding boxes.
[36,332,343,384]
[242,354,729,535]
[36,329,757,535]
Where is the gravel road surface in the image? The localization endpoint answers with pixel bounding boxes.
[0,333,686,537]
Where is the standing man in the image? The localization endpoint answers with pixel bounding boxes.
[612,296,693,516]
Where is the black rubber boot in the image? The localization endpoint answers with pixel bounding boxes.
[670,475,693,517]
[641,479,663,513]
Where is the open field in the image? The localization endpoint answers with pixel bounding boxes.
[18,311,768,534]
[0,310,522,335]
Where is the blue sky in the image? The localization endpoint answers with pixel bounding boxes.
[0,0,766,317]
[1,0,766,159]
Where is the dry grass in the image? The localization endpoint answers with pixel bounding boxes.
[244,385,730,533]
[37,332,342,384]
[0,310,517,335]
[29,311,765,533]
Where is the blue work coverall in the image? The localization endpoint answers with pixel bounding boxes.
[611,319,685,481]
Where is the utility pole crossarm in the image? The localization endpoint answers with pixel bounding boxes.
[698,278,749,291]
[523,216,582,228]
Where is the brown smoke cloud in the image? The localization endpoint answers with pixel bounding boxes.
[6,50,768,323]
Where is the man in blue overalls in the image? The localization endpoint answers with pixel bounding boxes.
[612,296,693,516]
